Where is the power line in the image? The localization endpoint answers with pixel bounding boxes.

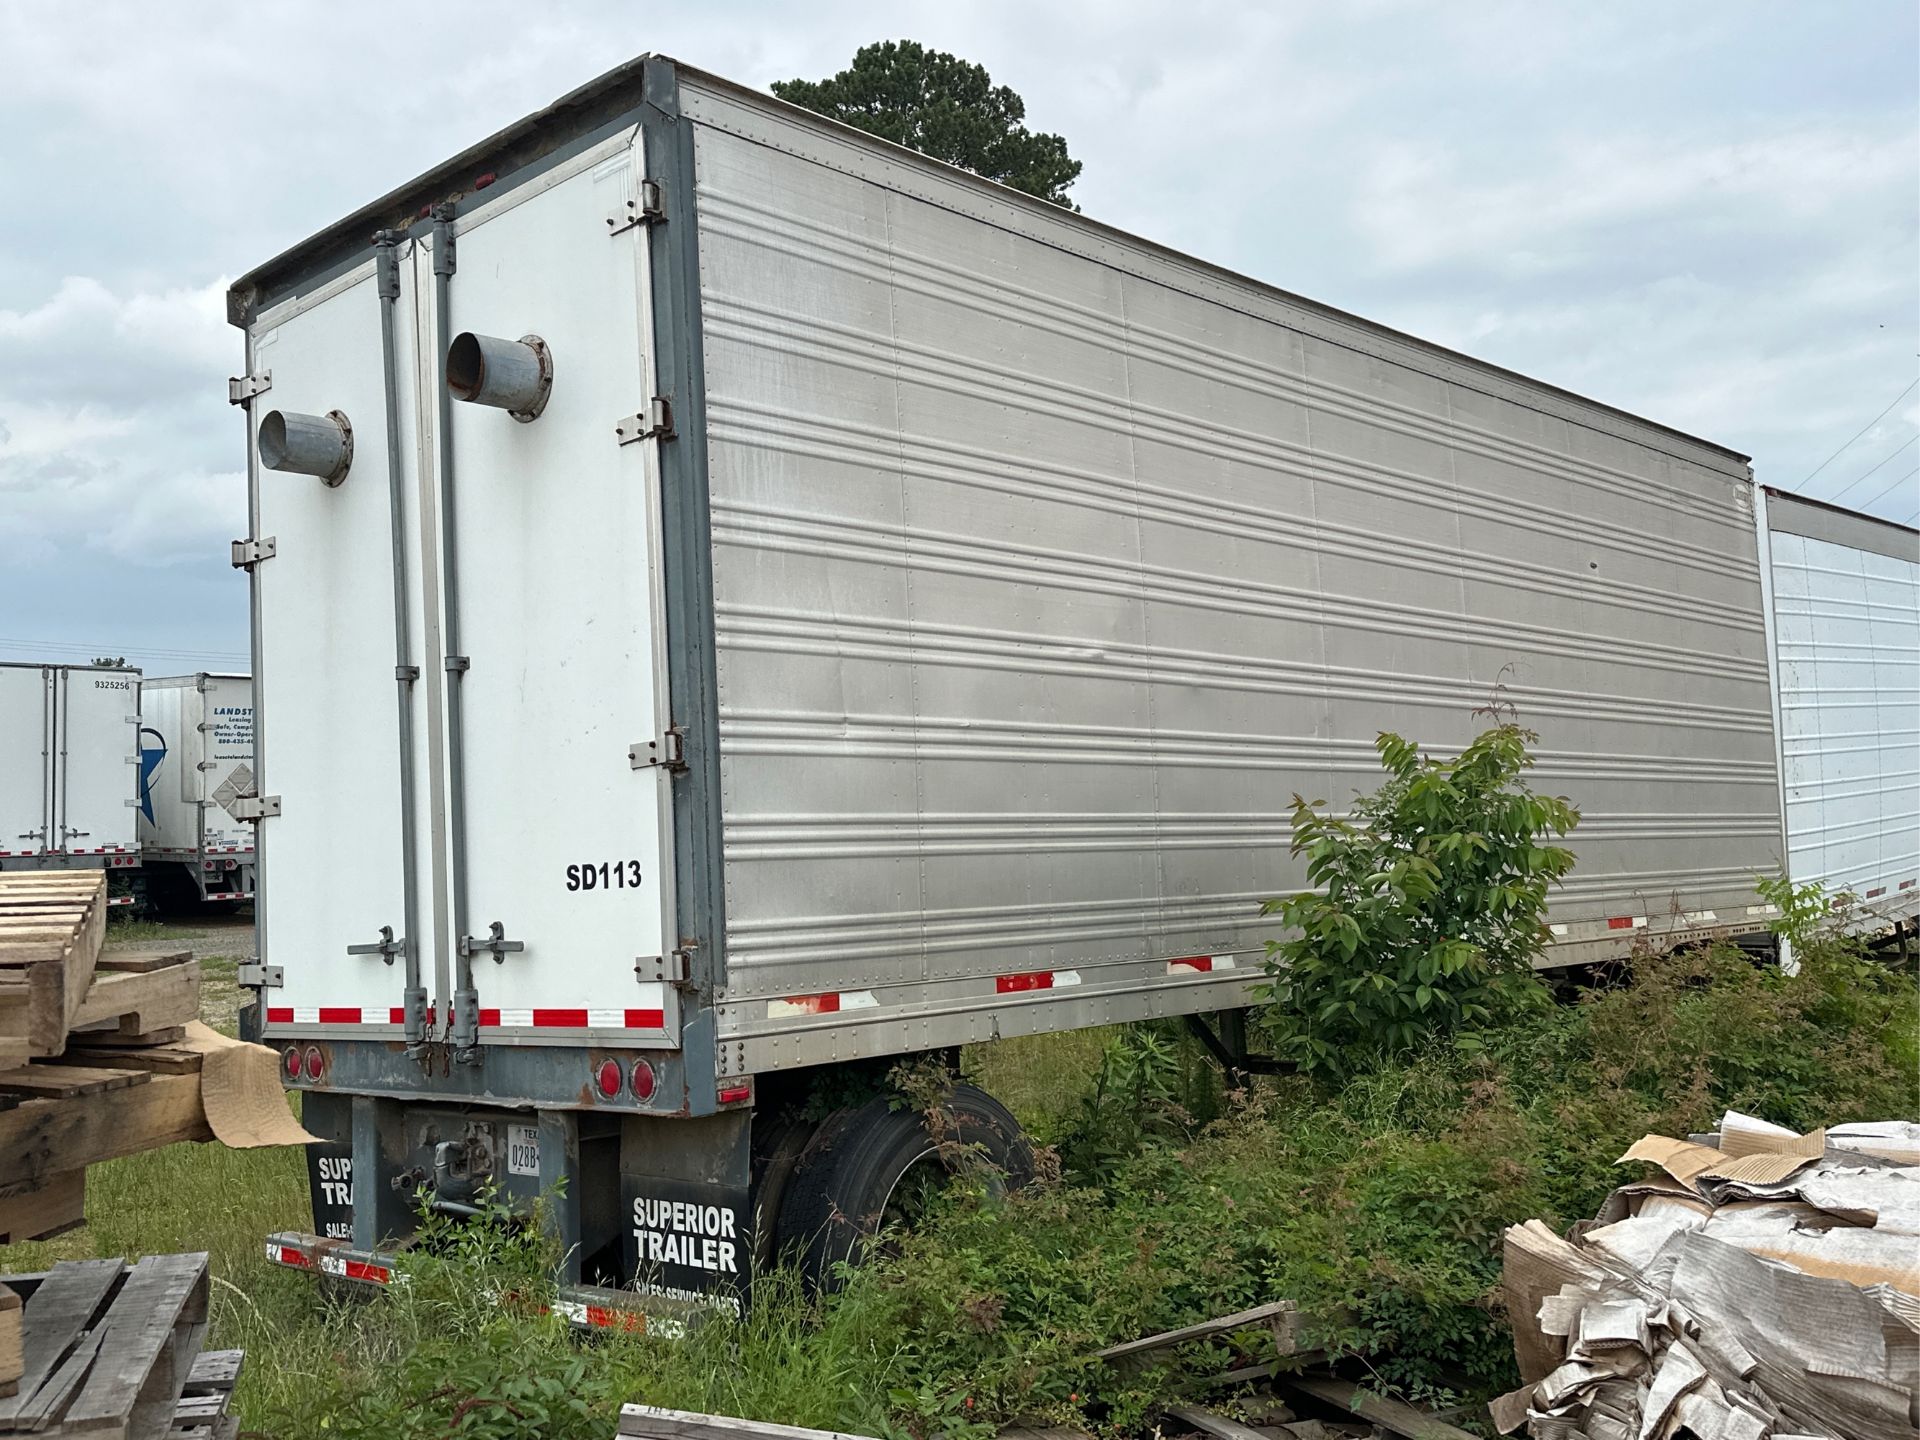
[1855,464,1919,516]
[1827,434,1918,505]
[0,636,249,665]
[1793,377,1919,490]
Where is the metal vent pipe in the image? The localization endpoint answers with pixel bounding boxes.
[258,409,353,485]
[446,332,552,422]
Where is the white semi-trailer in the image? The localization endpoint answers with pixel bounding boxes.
[232,55,1791,1314]
[0,662,142,906]
[1756,489,1920,935]
[137,673,258,907]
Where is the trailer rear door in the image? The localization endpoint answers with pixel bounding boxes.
[250,262,416,1031]
[56,666,138,857]
[428,139,677,1045]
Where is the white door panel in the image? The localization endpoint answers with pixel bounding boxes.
[253,268,412,1023]
[57,668,138,855]
[0,667,50,855]
[435,145,675,1041]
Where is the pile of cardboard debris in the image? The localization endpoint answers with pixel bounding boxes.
[1495,1110,1919,1440]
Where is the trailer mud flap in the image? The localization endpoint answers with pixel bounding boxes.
[620,1112,752,1314]
[306,1142,355,1241]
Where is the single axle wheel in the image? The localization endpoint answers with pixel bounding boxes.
[774,1082,1033,1291]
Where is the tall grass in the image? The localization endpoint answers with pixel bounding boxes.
[5,931,1912,1437]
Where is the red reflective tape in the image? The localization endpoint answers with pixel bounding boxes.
[345,1259,391,1284]
[274,1244,312,1269]
[1902,880,1916,891]
[1866,887,1886,898]
[317,1007,361,1024]
[1606,917,1634,931]
[478,1009,502,1027]
[532,1009,590,1028]
[389,1008,406,1025]
[996,971,1054,993]
[584,1304,645,1332]
[1170,955,1213,972]
[785,993,840,1015]
[625,1008,666,1028]
[266,1007,294,1023]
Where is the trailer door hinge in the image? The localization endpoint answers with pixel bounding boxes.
[231,536,277,569]
[232,794,281,821]
[629,728,686,771]
[615,397,673,445]
[228,372,272,405]
[238,962,284,989]
[606,180,665,235]
[638,949,693,987]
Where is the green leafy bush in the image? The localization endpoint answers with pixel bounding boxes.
[1261,725,1578,1076]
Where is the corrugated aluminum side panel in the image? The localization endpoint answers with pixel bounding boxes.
[683,83,1779,1070]
[1763,491,1920,925]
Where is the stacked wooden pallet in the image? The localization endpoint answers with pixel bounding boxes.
[0,874,202,1244]
[0,1254,243,1439]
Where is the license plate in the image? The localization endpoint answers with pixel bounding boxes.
[507,1123,540,1177]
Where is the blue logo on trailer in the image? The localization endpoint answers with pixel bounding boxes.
[137,727,167,824]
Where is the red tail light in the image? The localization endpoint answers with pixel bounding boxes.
[283,1047,301,1080]
[595,1059,623,1098]
[630,1059,656,1101]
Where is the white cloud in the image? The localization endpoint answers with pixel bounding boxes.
[0,0,1915,668]
[0,276,241,568]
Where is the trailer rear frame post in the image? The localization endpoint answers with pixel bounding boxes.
[349,1094,414,1254]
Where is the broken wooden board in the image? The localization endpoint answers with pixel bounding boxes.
[0,1285,18,1400]
[0,1074,213,1201]
[61,1252,209,1440]
[95,951,193,977]
[0,1259,123,1428]
[54,1041,205,1076]
[619,1405,884,1440]
[0,874,106,1063]
[1277,1377,1477,1440]
[1163,1403,1278,1440]
[1097,1300,1311,1368]
[0,1064,152,1101]
[0,1172,86,1246]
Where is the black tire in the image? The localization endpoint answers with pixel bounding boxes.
[747,1109,820,1276]
[775,1082,1032,1291]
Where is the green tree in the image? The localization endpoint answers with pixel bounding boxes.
[1261,725,1579,1078]
[772,42,1082,207]
[91,656,126,667]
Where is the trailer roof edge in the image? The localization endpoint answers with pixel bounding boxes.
[228,52,1751,473]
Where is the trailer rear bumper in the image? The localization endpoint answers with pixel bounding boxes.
[264,1232,676,1333]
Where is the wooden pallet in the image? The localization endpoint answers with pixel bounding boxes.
[0,875,107,1067]
[168,1348,242,1439]
[0,1253,213,1439]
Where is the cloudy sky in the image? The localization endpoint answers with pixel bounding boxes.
[3,0,1915,672]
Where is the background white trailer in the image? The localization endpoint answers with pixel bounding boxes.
[138,673,258,905]
[0,662,142,904]
[1758,488,1920,932]
[228,54,1786,1300]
